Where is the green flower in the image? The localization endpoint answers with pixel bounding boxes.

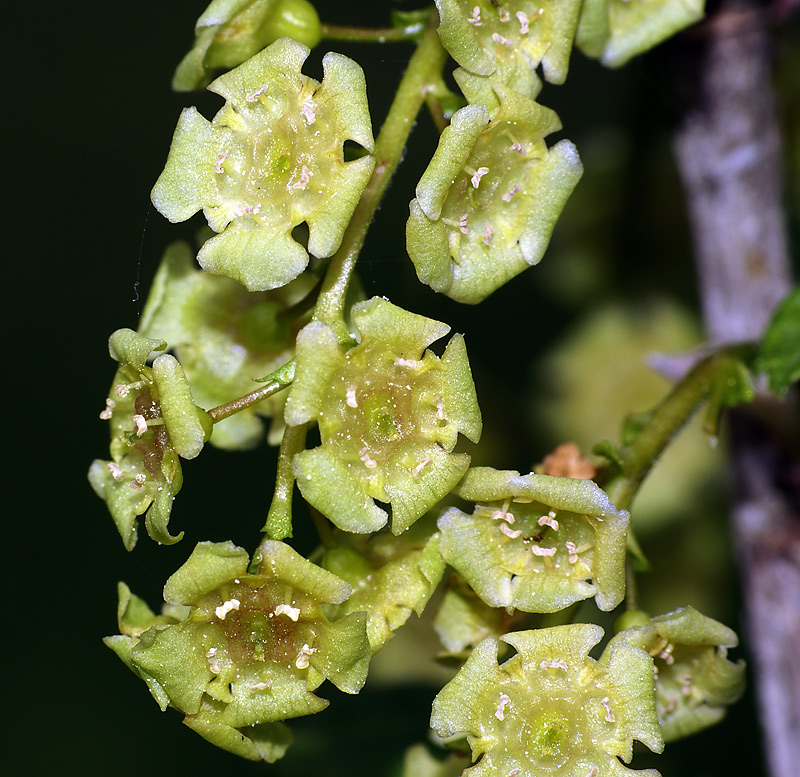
[104,540,371,762]
[407,85,582,304]
[576,0,705,68]
[435,0,583,97]
[152,38,375,292]
[321,524,446,653]
[431,624,664,776]
[139,241,314,450]
[285,297,482,534]
[89,329,211,549]
[173,0,322,91]
[609,607,746,741]
[438,467,629,613]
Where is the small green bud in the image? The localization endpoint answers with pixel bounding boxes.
[439,467,629,612]
[152,38,375,292]
[609,606,746,741]
[89,329,209,549]
[407,84,582,304]
[173,0,323,91]
[104,540,371,762]
[431,624,663,776]
[285,297,482,534]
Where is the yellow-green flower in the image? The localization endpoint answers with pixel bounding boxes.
[285,297,482,534]
[407,84,582,304]
[431,624,664,776]
[438,467,629,612]
[89,329,211,549]
[152,38,374,292]
[609,607,746,741]
[105,540,371,762]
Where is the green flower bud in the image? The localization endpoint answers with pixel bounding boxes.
[438,467,629,613]
[608,607,746,741]
[173,0,323,91]
[407,84,582,304]
[89,329,211,549]
[285,297,482,534]
[435,0,583,96]
[104,540,371,762]
[576,0,705,68]
[152,38,375,292]
[321,527,446,653]
[431,624,664,776]
[139,241,314,450]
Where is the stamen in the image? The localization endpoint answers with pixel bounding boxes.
[301,100,316,125]
[295,644,317,669]
[498,8,511,22]
[565,540,579,564]
[500,522,522,538]
[132,414,148,437]
[510,141,527,155]
[516,10,529,33]
[359,446,378,469]
[245,83,268,102]
[600,696,615,722]
[495,693,511,720]
[492,32,513,46]
[538,511,559,531]
[471,167,490,188]
[531,544,556,557]
[214,151,228,174]
[540,659,568,670]
[106,462,124,482]
[274,604,301,621]
[99,398,116,420]
[435,396,446,420]
[292,165,312,190]
[467,6,481,25]
[412,457,433,479]
[459,213,471,234]
[250,680,272,691]
[394,357,420,368]
[501,184,521,202]
[346,385,358,408]
[215,598,241,620]
[483,223,494,245]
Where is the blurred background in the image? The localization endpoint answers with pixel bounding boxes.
[9,1,797,774]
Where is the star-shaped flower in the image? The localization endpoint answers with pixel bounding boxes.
[438,466,629,613]
[431,624,664,776]
[105,540,371,762]
[285,297,482,534]
[172,0,322,91]
[407,84,582,304]
[152,38,375,292]
[609,607,746,741]
[435,0,583,97]
[89,329,211,549]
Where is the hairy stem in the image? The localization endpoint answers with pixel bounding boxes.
[263,422,308,540]
[321,22,426,43]
[206,358,295,423]
[313,15,448,338]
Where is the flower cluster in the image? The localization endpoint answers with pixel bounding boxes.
[173,0,322,91]
[139,241,314,450]
[89,329,211,549]
[152,38,375,292]
[105,540,371,762]
[285,297,482,534]
[431,624,664,776]
[407,84,582,304]
[438,467,629,612]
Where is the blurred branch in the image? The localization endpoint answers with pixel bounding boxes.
[671,2,799,775]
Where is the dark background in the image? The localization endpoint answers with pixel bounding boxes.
[9,2,796,774]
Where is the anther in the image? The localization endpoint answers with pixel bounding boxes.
[483,224,494,245]
[214,151,228,174]
[359,446,378,469]
[246,83,268,102]
[600,696,615,723]
[500,523,522,538]
[498,8,511,22]
[293,165,312,190]
[565,541,579,564]
[531,544,556,557]
[471,167,490,188]
[106,462,124,482]
[459,213,471,234]
[346,386,358,408]
[495,693,511,720]
[467,6,481,25]
[516,10,530,33]
[538,511,559,531]
[295,644,317,669]
[215,598,241,620]
[492,32,513,46]
[412,458,433,479]
[301,100,316,125]
[501,184,521,202]
[132,414,148,436]
[275,603,301,621]
[540,659,568,670]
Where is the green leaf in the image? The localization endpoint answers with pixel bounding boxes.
[756,286,800,396]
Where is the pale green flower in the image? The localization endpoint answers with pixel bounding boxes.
[435,0,583,96]
[609,607,746,741]
[152,38,374,292]
[407,85,582,304]
[105,540,371,762]
[431,624,664,776]
[438,467,629,613]
[89,329,211,549]
[285,297,482,534]
[140,241,314,450]
[173,0,322,91]
[577,0,705,68]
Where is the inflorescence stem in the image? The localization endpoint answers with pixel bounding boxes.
[313,15,448,339]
